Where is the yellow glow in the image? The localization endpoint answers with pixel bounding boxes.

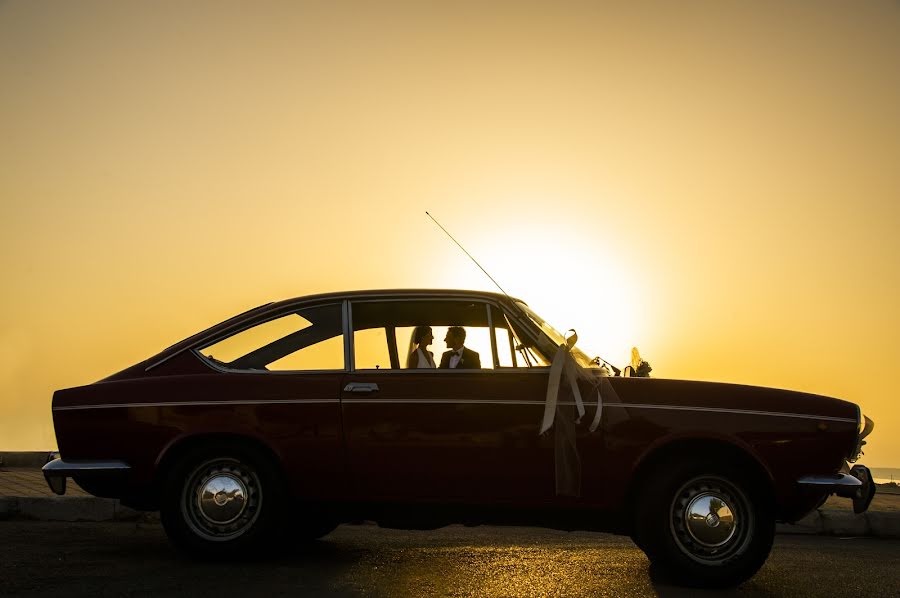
[1,1,899,467]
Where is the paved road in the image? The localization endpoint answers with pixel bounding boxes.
[2,522,898,597]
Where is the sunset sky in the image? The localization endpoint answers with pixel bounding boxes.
[1,1,898,466]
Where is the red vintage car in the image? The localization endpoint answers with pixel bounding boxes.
[43,289,875,587]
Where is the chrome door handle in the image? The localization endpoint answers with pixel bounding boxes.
[344,382,379,393]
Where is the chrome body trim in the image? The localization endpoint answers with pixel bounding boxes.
[339,401,855,422]
[53,399,340,411]
[52,398,854,423]
[796,473,862,487]
[610,403,856,423]
[344,382,379,393]
[797,467,877,514]
[42,459,132,474]
[42,458,131,495]
[341,398,547,406]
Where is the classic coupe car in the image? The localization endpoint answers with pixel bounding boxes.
[44,289,875,587]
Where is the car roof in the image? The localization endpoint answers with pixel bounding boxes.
[265,288,523,310]
[140,288,525,374]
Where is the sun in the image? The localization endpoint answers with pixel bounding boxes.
[430,215,649,370]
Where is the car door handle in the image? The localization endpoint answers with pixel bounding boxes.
[344,382,379,394]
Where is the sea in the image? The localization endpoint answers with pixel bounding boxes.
[871,467,900,485]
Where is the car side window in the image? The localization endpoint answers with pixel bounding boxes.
[492,309,551,368]
[493,324,517,367]
[198,303,345,371]
[351,300,494,370]
[353,327,393,370]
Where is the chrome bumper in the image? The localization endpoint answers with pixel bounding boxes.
[797,464,876,514]
[42,458,131,496]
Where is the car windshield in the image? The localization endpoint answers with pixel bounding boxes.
[514,301,597,368]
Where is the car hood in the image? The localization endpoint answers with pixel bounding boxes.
[602,376,858,422]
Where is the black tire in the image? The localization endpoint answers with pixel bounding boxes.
[630,531,649,554]
[292,514,340,541]
[633,457,775,588]
[160,443,288,559]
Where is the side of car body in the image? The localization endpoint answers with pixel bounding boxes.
[44,289,874,587]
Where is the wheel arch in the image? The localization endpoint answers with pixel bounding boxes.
[623,436,775,531]
[153,432,286,496]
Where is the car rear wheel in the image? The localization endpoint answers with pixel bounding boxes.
[160,444,287,559]
[633,458,775,588]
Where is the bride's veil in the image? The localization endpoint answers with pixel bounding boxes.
[406,326,424,368]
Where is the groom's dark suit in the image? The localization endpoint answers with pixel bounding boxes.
[439,346,481,369]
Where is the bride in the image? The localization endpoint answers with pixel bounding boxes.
[406,325,436,368]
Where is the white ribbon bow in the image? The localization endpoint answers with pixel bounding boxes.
[539,337,604,435]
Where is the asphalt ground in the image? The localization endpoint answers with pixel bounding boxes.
[1,522,898,598]
[3,465,900,542]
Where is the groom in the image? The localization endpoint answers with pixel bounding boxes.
[440,326,481,369]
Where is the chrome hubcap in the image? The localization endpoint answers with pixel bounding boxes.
[198,474,247,525]
[670,476,750,563]
[182,459,262,541]
[684,492,736,547]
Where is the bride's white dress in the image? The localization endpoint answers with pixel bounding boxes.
[411,347,435,368]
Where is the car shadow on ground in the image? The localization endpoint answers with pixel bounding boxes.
[647,562,777,597]
[5,523,897,597]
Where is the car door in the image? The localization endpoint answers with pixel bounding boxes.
[193,301,348,500]
[341,298,558,504]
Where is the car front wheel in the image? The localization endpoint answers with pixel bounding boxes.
[634,459,775,588]
[160,445,287,559]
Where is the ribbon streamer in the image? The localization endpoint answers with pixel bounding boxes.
[539,343,604,435]
[539,341,609,497]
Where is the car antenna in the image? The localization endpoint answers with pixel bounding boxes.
[425,211,511,299]
[427,211,621,375]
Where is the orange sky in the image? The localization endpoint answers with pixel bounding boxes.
[1,1,898,466]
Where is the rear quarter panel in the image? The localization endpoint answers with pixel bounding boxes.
[52,368,346,501]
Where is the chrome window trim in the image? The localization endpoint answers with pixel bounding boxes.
[486,304,499,368]
[146,350,186,372]
[344,368,550,374]
[195,357,347,376]
[190,301,348,374]
[147,292,541,373]
[343,299,353,372]
[148,299,348,372]
[347,296,541,373]
[144,302,275,372]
